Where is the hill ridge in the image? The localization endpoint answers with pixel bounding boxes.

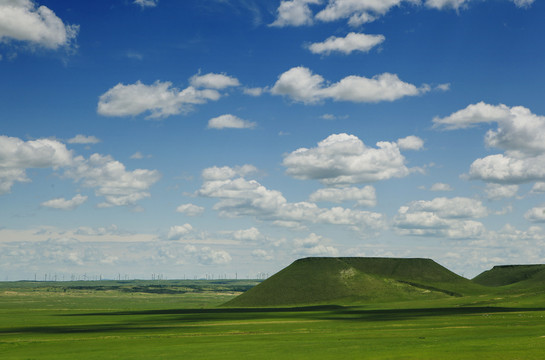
[472,264,545,287]
[225,256,484,307]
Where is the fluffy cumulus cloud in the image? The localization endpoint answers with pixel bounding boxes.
[282,133,421,185]
[0,135,159,207]
[232,227,262,241]
[167,224,193,240]
[207,114,256,130]
[67,135,100,144]
[484,183,518,200]
[41,194,87,210]
[202,164,258,181]
[176,203,205,216]
[97,80,221,119]
[189,73,240,89]
[271,67,427,104]
[434,102,545,185]
[65,154,161,208]
[271,0,534,28]
[309,185,376,207]
[0,135,73,194]
[0,0,79,49]
[307,32,385,55]
[270,0,321,27]
[315,0,412,26]
[397,135,424,151]
[525,207,545,223]
[394,197,488,239]
[293,233,339,257]
[197,165,385,230]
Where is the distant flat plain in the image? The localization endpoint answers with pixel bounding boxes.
[1,279,545,359]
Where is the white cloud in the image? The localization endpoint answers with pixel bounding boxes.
[0,135,73,194]
[130,152,152,160]
[0,136,159,207]
[167,224,193,240]
[65,153,161,208]
[271,66,427,104]
[0,0,79,49]
[42,194,87,210]
[512,0,534,8]
[282,133,417,185]
[97,80,221,119]
[424,0,468,10]
[189,72,240,90]
[67,135,100,144]
[435,103,545,185]
[469,153,545,185]
[430,182,453,192]
[435,83,451,91]
[41,194,87,210]
[197,165,385,229]
[308,32,384,55]
[394,197,488,239]
[315,0,410,26]
[197,247,232,265]
[484,184,518,200]
[202,164,257,181]
[176,203,205,216]
[243,87,265,96]
[0,225,155,244]
[525,207,545,223]
[309,185,376,207]
[252,249,273,260]
[271,0,533,28]
[232,227,262,241]
[134,0,158,8]
[433,104,545,155]
[207,114,256,130]
[407,197,488,218]
[293,233,339,257]
[270,0,321,27]
[397,135,424,151]
[532,182,545,193]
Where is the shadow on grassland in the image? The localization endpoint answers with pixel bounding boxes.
[3,306,545,335]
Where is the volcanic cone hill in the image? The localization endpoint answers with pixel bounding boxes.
[224,257,485,307]
[472,264,545,288]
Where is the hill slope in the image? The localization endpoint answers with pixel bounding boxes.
[472,264,545,288]
[225,257,484,307]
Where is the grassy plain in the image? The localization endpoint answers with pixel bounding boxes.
[1,279,545,359]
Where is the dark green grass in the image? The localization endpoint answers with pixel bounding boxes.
[225,257,488,307]
[2,279,545,359]
[472,264,545,287]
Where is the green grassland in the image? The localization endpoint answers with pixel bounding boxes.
[2,259,545,359]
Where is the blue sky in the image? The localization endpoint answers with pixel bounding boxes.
[1,0,545,280]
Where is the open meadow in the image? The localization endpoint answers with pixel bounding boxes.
[1,278,545,359]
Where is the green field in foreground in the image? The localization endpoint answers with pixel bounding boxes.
[1,280,545,359]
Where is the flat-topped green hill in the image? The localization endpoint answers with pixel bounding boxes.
[224,257,486,307]
[472,264,545,288]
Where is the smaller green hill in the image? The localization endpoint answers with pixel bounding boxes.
[472,264,545,287]
[224,257,484,307]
